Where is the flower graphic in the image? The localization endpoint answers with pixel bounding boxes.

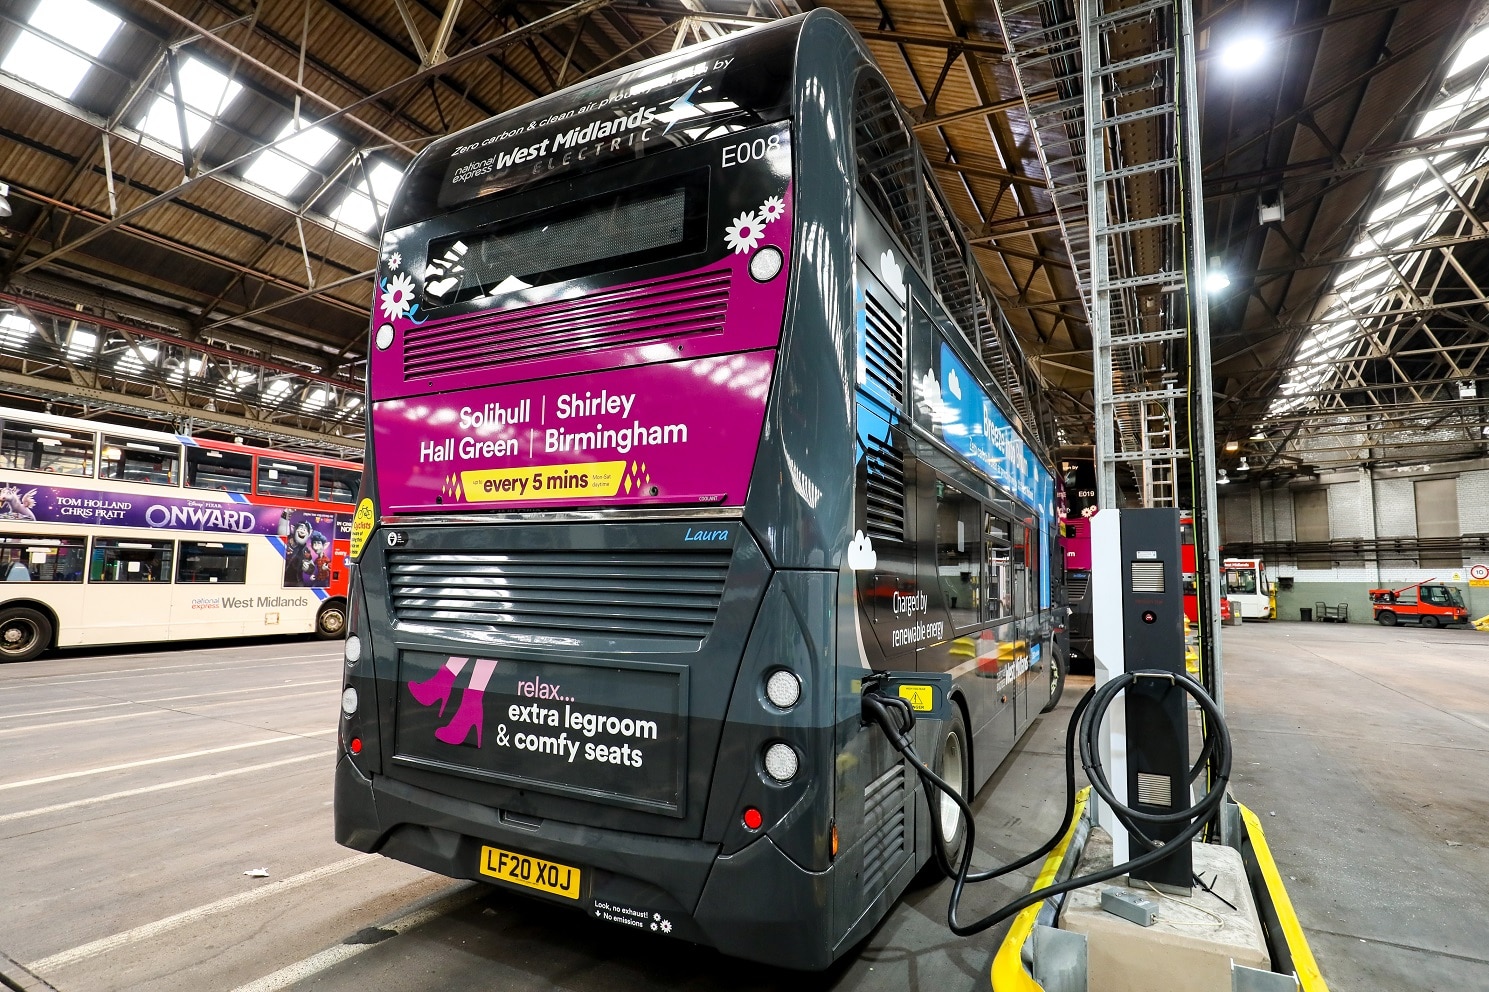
[724,211,764,254]
[384,250,402,271]
[758,195,785,224]
[379,272,416,321]
[660,919,673,934]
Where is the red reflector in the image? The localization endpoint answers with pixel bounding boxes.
[742,807,763,830]
[350,737,363,754]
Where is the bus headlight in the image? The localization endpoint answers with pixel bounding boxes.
[749,246,783,283]
[764,669,801,709]
[763,742,799,783]
[344,635,362,664]
[341,686,359,716]
[375,323,395,350]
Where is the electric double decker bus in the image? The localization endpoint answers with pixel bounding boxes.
[335,11,1061,969]
[0,405,359,662]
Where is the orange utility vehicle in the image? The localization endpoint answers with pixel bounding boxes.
[1369,580,1470,628]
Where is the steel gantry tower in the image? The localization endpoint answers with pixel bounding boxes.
[996,0,1224,702]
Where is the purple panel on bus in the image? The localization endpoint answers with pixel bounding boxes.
[371,351,775,512]
[0,477,338,537]
[368,174,793,400]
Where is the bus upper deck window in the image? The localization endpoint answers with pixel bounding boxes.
[318,465,361,504]
[258,458,315,499]
[0,419,96,476]
[100,436,180,486]
[186,446,253,493]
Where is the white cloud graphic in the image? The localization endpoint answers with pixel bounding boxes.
[947,369,962,401]
[879,249,906,301]
[847,530,877,571]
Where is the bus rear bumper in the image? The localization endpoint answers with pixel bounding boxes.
[333,756,840,968]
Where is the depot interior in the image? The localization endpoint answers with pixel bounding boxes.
[1,1,1486,990]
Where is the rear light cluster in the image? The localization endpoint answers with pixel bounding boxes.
[759,668,802,784]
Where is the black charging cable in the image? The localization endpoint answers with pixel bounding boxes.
[861,669,1231,937]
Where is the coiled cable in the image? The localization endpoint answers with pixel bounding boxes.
[861,668,1231,937]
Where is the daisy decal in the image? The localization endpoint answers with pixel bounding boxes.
[758,195,785,224]
[379,271,416,321]
[724,211,765,254]
[383,250,402,271]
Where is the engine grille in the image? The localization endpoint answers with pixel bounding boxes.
[402,269,731,379]
[385,547,731,642]
[861,762,907,894]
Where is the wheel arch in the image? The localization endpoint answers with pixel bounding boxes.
[0,597,59,648]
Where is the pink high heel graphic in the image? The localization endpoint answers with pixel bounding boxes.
[408,657,467,717]
[435,658,498,747]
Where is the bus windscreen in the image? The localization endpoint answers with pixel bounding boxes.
[424,173,706,306]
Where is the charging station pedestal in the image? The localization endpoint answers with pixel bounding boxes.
[1090,507,1191,890]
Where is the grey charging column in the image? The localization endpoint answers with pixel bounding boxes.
[1091,507,1192,892]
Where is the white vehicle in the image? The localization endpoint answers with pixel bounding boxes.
[1220,557,1272,620]
[0,406,360,662]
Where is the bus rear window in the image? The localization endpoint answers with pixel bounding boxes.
[423,171,707,307]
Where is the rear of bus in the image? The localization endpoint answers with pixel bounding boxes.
[335,14,867,968]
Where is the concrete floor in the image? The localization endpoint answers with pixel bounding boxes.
[1222,620,1489,991]
[1,621,1483,990]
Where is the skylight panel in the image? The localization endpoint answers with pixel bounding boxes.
[116,345,159,375]
[243,120,339,194]
[1,0,121,100]
[0,314,35,350]
[65,328,97,360]
[1448,28,1489,77]
[138,57,243,151]
[329,161,404,234]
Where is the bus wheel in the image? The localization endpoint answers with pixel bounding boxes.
[931,707,971,873]
[1041,651,1066,713]
[1377,610,1397,627]
[1420,615,1439,630]
[315,601,347,639]
[0,607,51,663]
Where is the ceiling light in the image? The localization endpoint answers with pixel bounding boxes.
[1238,457,1249,471]
[1218,34,1267,72]
[1224,440,1240,453]
[0,182,10,219]
[1206,257,1231,293]
[1458,381,1477,399]
[1217,469,1229,485]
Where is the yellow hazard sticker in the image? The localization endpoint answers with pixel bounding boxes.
[349,498,375,560]
[898,684,935,712]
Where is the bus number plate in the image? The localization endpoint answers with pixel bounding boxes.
[479,846,582,900]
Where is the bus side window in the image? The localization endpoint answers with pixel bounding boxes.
[934,482,982,629]
[985,513,1011,623]
[0,534,85,581]
[853,73,923,269]
[91,538,174,582]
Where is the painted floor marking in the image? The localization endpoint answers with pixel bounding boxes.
[29,656,337,687]
[0,710,157,738]
[27,855,373,974]
[0,730,334,792]
[0,751,328,825]
[0,680,339,724]
[229,886,484,992]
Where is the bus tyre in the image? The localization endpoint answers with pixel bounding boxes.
[315,601,347,639]
[930,707,971,875]
[1377,610,1397,627]
[0,607,51,663]
[1420,615,1439,630]
[1041,651,1066,714]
